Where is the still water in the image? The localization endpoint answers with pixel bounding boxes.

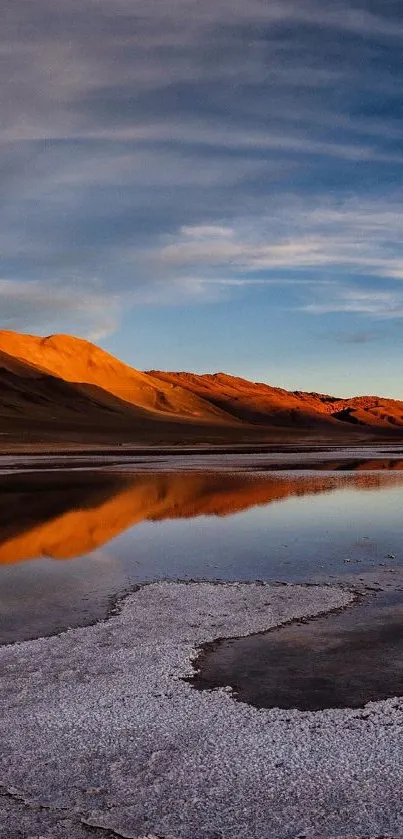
[1,464,403,643]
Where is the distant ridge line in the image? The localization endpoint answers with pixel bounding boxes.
[0,329,401,442]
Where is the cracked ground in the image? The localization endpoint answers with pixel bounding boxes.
[1,581,403,839]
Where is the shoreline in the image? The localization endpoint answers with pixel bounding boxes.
[1,440,403,472]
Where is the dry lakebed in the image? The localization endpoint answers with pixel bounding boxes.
[2,579,403,839]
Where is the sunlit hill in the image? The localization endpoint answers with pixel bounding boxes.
[0,329,403,443]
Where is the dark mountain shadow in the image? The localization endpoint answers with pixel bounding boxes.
[0,349,242,443]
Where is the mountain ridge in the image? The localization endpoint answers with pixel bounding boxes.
[0,329,401,443]
[149,369,403,430]
[0,331,232,423]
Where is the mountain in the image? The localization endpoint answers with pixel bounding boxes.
[293,391,403,429]
[148,371,340,428]
[0,329,401,444]
[0,331,241,444]
[0,331,230,421]
[150,370,403,432]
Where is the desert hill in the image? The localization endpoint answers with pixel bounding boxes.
[0,329,401,443]
[0,331,230,422]
[0,331,249,444]
[293,390,403,428]
[149,371,342,429]
[150,370,403,432]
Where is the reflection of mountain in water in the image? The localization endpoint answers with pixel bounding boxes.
[2,467,403,565]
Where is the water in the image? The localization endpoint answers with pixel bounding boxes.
[190,590,403,711]
[2,461,403,643]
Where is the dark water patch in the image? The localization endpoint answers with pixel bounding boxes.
[189,590,403,711]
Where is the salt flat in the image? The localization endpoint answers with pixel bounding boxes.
[2,580,403,839]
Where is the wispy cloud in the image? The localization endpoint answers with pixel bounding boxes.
[304,289,403,319]
[157,200,403,287]
[0,281,119,340]
[1,0,403,338]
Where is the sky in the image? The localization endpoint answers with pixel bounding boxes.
[2,0,403,397]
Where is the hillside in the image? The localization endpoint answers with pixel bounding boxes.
[0,331,245,444]
[0,331,231,423]
[0,329,401,444]
[148,371,342,429]
[150,370,403,432]
[294,391,403,428]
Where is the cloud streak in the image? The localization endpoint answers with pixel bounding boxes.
[1,0,403,341]
[0,281,119,340]
[156,198,403,288]
[305,289,403,319]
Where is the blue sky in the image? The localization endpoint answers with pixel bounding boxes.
[3,0,403,396]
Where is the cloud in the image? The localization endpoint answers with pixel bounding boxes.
[156,200,403,285]
[0,281,119,340]
[304,288,403,319]
[181,225,234,240]
[1,0,403,337]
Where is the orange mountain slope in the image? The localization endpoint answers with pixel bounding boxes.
[0,329,402,442]
[150,370,403,431]
[294,391,403,428]
[0,348,142,420]
[0,331,231,424]
[0,347,179,444]
[149,371,329,427]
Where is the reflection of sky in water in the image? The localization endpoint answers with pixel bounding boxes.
[2,472,403,643]
[0,551,129,644]
[111,483,403,582]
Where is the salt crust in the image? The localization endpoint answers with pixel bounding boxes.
[1,581,403,839]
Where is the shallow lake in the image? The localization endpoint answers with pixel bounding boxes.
[2,455,403,643]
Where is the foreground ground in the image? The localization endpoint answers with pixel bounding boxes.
[1,581,403,839]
